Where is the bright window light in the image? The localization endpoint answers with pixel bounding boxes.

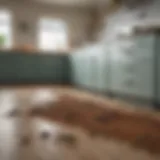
[0,9,12,49]
[38,18,68,52]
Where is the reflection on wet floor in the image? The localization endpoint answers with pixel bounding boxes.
[0,87,159,160]
[0,90,19,160]
[0,88,87,160]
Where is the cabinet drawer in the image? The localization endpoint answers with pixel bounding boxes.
[135,35,155,48]
[132,79,154,99]
[110,65,135,94]
[131,58,154,99]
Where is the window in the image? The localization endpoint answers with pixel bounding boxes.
[0,9,12,49]
[38,18,68,52]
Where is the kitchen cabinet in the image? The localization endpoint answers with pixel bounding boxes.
[70,30,160,109]
[109,33,155,100]
[70,45,108,91]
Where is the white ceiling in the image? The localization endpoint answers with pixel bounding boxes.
[34,0,111,8]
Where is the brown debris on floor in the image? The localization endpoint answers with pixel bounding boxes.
[30,94,160,154]
[29,108,45,117]
[56,133,77,147]
[20,136,31,147]
[40,131,51,140]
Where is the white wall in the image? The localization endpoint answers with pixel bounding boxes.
[0,0,92,48]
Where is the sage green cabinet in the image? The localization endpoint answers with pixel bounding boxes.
[155,35,160,103]
[0,53,70,84]
[70,33,159,105]
[70,45,108,91]
[109,34,155,100]
[70,49,90,87]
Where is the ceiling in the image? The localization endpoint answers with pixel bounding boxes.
[34,0,112,8]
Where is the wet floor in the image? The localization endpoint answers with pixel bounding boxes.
[0,87,159,160]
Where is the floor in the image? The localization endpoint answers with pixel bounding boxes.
[0,86,159,160]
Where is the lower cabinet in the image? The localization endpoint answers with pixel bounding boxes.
[71,33,160,108]
[70,45,108,91]
[132,56,154,99]
[109,34,155,101]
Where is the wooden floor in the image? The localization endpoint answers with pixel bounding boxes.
[0,86,159,160]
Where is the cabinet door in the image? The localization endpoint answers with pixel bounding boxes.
[131,35,155,99]
[154,36,160,102]
[110,51,123,93]
[110,51,134,95]
[82,56,90,88]
[97,52,108,91]
[135,35,155,57]
[70,54,82,85]
[132,56,154,99]
[88,56,99,89]
[87,48,108,91]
